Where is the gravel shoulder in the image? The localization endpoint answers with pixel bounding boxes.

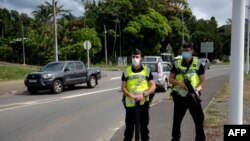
[204,74,250,141]
[0,80,26,96]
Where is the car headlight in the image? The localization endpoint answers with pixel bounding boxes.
[42,74,53,80]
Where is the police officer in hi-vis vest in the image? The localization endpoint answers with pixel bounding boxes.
[121,49,156,141]
[169,42,206,141]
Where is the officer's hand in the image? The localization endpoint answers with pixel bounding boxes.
[135,95,144,102]
[178,82,188,90]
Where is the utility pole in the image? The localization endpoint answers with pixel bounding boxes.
[84,0,89,27]
[22,22,25,65]
[182,11,184,44]
[119,22,121,57]
[104,25,108,66]
[181,3,187,45]
[228,0,245,124]
[246,0,250,74]
[53,0,58,62]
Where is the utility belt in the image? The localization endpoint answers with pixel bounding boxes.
[122,92,152,108]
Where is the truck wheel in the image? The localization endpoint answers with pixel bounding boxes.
[52,80,63,94]
[87,76,97,88]
[28,88,38,94]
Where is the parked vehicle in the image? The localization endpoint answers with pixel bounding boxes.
[141,61,172,91]
[24,61,101,94]
[199,58,211,70]
[172,55,182,62]
[161,53,174,62]
[143,56,163,62]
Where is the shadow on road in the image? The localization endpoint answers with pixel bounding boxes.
[15,85,97,96]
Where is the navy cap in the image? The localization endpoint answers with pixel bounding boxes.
[183,42,194,49]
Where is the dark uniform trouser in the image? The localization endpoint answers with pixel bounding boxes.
[123,103,150,141]
[171,92,206,141]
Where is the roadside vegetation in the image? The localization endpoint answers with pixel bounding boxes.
[0,62,126,81]
[91,63,127,71]
[0,63,39,81]
[0,0,231,66]
[204,74,250,141]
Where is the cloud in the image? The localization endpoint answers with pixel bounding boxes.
[62,0,84,16]
[0,0,84,17]
[0,0,235,26]
[188,0,233,26]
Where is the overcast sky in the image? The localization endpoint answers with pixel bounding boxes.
[0,0,243,26]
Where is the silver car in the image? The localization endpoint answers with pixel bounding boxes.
[141,61,172,91]
[144,56,163,62]
[199,58,211,70]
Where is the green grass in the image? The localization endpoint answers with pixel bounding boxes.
[204,82,229,141]
[204,76,250,140]
[0,62,125,81]
[0,64,39,81]
[91,63,128,71]
[212,61,230,65]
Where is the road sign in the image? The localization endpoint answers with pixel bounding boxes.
[201,42,214,53]
[83,40,91,68]
[83,40,92,50]
[118,57,127,66]
[166,43,172,50]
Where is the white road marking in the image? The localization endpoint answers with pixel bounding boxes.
[62,87,120,99]
[0,87,120,112]
[110,77,121,80]
[0,104,31,112]
[22,101,39,105]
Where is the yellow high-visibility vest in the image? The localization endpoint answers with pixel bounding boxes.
[124,66,150,107]
[172,57,200,97]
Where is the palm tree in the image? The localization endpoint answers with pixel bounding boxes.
[31,1,70,63]
[32,1,70,24]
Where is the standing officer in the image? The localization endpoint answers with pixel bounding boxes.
[121,48,156,141]
[169,42,206,141]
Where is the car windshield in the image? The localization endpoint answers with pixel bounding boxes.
[142,63,158,72]
[199,59,207,63]
[144,57,157,62]
[41,62,65,72]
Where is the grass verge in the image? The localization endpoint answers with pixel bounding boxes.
[0,63,39,81]
[204,74,250,141]
[91,64,127,71]
[0,61,125,81]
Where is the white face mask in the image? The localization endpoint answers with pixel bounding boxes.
[132,58,140,66]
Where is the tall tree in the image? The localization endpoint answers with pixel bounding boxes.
[59,28,101,64]
[124,8,171,55]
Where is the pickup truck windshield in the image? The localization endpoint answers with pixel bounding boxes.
[42,62,65,72]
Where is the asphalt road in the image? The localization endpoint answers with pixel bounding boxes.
[110,65,229,141]
[0,66,229,141]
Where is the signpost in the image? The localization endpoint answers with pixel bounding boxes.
[118,57,127,66]
[201,42,214,59]
[83,40,92,68]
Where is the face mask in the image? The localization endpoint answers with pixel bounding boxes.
[181,51,191,60]
[132,58,140,66]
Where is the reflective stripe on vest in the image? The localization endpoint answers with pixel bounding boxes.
[124,66,150,107]
[172,57,200,97]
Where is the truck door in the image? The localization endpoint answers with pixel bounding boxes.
[74,61,87,83]
[64,62,76,85]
